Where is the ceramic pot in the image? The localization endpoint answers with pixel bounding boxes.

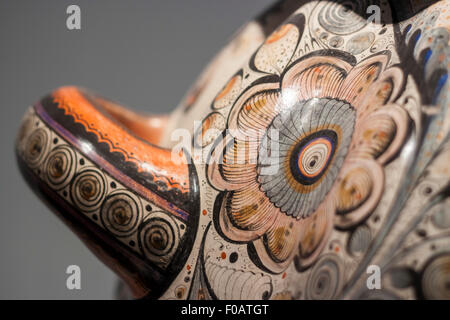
[15,0,450,300]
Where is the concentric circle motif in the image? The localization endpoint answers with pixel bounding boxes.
[100,191,142,237]
[318,0,380,35]
[421,254,450,299]
[138,212,180,264]
[290,130,337,185]
[305,254,343,300]
[25,128,49,168]
[70,169,106,212]
[257,98,356,219]
[45,145,76,190]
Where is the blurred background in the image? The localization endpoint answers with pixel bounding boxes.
[0,0,273,299]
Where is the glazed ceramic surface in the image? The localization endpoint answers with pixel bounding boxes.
[16,0,450,300]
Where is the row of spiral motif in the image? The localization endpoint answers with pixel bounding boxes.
[18,109,183,270]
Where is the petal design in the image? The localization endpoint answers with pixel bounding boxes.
[282,56,352,100]
[264,214,299,262]
[228,82,281,142]
[207,134,235,190]
[375,105,409,164]
[207,135,258,190]
[236,90,282,140]
[194,112,226,147]
[206,50,407,274]
[257,98,356,218]
[253,213,303,273]
[219,183,279,242]
[222,138,259,185]
[295,197,335,269]
[358,67,404,115]
[335,167,373,213]
[334,158,385,229]
[339,55,387,106]
[352,104,409,162]
[353,112,397,159]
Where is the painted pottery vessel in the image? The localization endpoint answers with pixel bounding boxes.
[16,0,450,300]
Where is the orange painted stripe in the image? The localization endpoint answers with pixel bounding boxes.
[52,87,190,193]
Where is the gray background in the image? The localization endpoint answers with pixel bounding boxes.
[0,0,273,299]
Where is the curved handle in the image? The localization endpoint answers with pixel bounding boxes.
[15,86,200,298]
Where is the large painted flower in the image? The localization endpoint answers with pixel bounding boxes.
[208,51,408,273]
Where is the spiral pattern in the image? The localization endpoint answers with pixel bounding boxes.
[138,212,180,264]
[257,98,355,219]
[421,254,450,300]
[100,191,142,237]
[305,254,343,300]
[25,128,49,168]
[318,0,380,35]
[71,169,106,212]
[45,145,76,190]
